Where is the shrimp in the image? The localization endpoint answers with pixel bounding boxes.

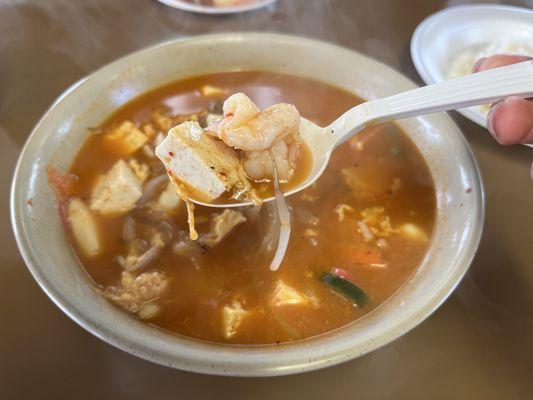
[243,135,301,182]
[206,93,301,151]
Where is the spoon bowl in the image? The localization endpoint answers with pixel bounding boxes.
[193,59,533,208]
[191,116,335,208]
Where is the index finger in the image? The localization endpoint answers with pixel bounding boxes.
[473,54,532,73]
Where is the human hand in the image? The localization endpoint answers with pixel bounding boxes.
[473,54,533,145]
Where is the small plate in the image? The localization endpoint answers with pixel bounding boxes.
[411,4,533,128]
[158,0,277,14]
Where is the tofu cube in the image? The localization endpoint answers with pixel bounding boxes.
[90,159,142,215]
[222,301,249,339]
[158,182,182,212]
[271,281,310,307]
[200,85,226,97]
[128,159,150,183]
[399,223,429,243]
[155,121,246,202]
[106,121,148,155]
[68,198,101,257]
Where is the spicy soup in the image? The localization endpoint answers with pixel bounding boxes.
[57,71,435,345]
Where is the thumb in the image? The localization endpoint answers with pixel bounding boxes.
[487,97,533,145]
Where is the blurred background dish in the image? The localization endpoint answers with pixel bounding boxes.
[158,0,277,14]
[411,4,533,129]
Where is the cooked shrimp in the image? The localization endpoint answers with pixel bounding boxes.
[207,93,300,151]
[243,136,300,182]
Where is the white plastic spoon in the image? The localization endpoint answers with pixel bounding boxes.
[195,60,533,208]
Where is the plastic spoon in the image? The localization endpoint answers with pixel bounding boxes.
[194,60,533,208]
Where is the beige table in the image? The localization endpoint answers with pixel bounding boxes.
[1,0,532,398]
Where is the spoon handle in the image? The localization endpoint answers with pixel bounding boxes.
[382,60,533,118]
[330,60,533,145]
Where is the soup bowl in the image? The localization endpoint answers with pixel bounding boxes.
[11,33,483,376]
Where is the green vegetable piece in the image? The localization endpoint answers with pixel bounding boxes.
[322,272,368,307]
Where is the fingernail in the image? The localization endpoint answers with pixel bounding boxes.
[472,58,487,73]
[486,101,504,137]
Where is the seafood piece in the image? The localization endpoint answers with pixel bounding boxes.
[242,136,300,182]
[104,271,168,316]
[206,93,300,151]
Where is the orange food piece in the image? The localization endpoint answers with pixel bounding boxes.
[46,165,78,201]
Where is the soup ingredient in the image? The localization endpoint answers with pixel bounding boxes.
[206,92,300,151]
[117,222,175,271]
[222,300,249,338]
[136,175,168,207]
[155,121,256,203]
[185,201,198,240]
[68,198,101,257]
[90,159,143,215]
[334,203,355,222]
[200,85,226,97]
[128,159,150,183]
[322,272,368,307]
[271,280,312,306]
[205,113,223,126]
[46,165,78,201]
[199,209,246,247]
[243,136,299,182]
[120,240,161,271]
[104,271,168,318]
[105,121,149,155]
[138,304,161,320]
[63,71,435,344]
[360,207,398,239]
[269,161,291,271]
[158,182,182,212]
[46,165,79,229]
[330,267,355,282]
[399,223,429,243]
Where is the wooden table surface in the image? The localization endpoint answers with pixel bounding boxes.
[1,0,532,398]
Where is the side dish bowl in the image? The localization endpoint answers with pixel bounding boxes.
[11,33,483,376]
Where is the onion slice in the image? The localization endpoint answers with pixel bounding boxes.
[136,174,167,207]
[269,153,291,271]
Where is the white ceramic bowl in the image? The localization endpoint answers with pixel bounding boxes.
[411,4,533,128]
[11,33,483,376]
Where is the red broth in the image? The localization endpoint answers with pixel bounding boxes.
[63,71,435,344]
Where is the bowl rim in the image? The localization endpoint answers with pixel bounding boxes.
[10,32,484,376]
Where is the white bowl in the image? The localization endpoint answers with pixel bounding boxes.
[11,33,483,376]
[158,0,277,14]
[411,4,533,128]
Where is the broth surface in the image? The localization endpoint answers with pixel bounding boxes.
[67,71,435,344]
